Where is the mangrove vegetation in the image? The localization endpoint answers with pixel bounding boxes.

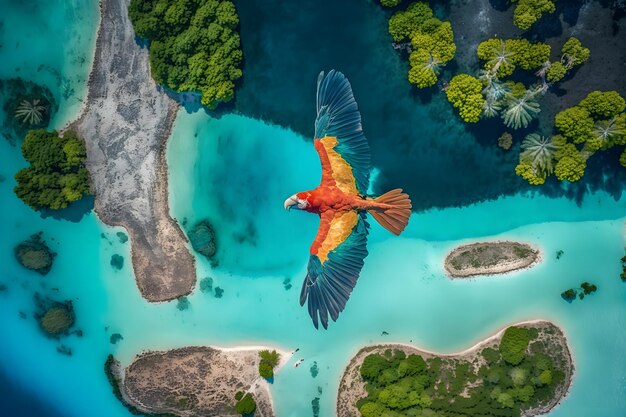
[128,0,244,109]
[14,129,91,210]
[352,324,570,417]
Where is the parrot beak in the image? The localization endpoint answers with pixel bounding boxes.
[284,195,299,211]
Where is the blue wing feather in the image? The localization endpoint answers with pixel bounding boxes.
[314,70,370,195]
[300,212,370,329]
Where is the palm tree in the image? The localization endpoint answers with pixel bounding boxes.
[488,40,515,74]
[561,54,576,70]
[502,91,541,129]
[479,69,509,101]
[592,117,624,143]
[535,61,551,79]
[482,97,502,118]
[521,133,556,176]
[14,99,47,125]
[422,53,442,75]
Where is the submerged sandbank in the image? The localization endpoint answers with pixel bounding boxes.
[444,241,541,278]
[337,320,573,417]
[66,0,194,301]
[113,345,292,417]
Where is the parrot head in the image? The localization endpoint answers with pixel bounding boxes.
[284,192,310,211]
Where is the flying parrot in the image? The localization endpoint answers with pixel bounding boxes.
[284,70,412,329]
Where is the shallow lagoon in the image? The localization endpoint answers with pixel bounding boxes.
[1,0,626,416]
[2,107,626,417]
[165,110,626,417]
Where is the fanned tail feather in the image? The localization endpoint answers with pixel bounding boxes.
[368,188,411,236]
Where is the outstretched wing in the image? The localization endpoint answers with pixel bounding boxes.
[300,210,369,329]
[314,70,370,196]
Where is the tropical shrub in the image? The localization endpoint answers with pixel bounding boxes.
[554,107,594,143]
[561,37,590,68]
[14,129,91,210]
[498,132,513,149]
[445,74,485,123]
[408,50,439,88]
[578,91,626,119]
[380,0,401,7]
[235,393,256,415]
[545,61,566,83]
[515,161,545,185]
[499,326,530,365]
[511,0,556,30]
[258,350,280,379]
[554,149,586,182]
[387,2,434,41]
[389,2,455,89]
[128,0,243,109]
[507,39,551,71]
[505,81,528,98]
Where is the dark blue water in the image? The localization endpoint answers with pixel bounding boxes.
[233,0,626,210]
[0,366,66,417]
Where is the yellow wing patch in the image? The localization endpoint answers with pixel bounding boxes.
[317,210,359,264]
[319,136,359,195]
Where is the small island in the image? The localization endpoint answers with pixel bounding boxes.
[561,281,598,302]
[106,346,291,417]
[444,241,540,278]
[337,321,573,417]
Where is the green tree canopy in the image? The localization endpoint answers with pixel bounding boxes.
[507,39,551,71]
[511,0,556,31]
[477,38,516,77]
[554,151,586,182]
[14,129,91,210]
[380,0,401,7]
[128,0,243,109]
[389,2,456,89]
[546,61,566,83]
[578,91,626,119]
[387,2,434,42]
[445,74,485,123]
[561,37,590,68]
[499,326,530,365]
[555,107,594,143]
[235,393,256,415]
[258,350,280,379]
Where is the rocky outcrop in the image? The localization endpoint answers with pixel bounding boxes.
[67,0,195,301]
[14,233,55,275]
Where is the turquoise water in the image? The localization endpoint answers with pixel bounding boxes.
[1,1,626,417]
[0,0,98,129]
[165,110,626,417]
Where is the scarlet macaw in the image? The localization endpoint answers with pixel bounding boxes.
[284,70,412,329]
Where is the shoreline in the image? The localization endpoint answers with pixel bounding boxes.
[65,0,196,302]
[337,320,574,417]
[444,240,543,278]
[118,345,292,417]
